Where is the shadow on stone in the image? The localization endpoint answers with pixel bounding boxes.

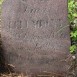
[0,35,14,73]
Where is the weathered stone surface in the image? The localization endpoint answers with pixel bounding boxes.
[1,0,70,75]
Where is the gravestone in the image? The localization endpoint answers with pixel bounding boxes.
[1,0,71,76]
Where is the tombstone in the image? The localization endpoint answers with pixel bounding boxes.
[1,0,71,76]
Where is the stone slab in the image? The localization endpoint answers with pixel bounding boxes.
[1,0,70,75]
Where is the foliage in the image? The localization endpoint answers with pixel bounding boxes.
[68,0,77,54]
[70,45,76,53]
[0,0,3,5]
[0,0,3,14]
[68,0,77,22]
